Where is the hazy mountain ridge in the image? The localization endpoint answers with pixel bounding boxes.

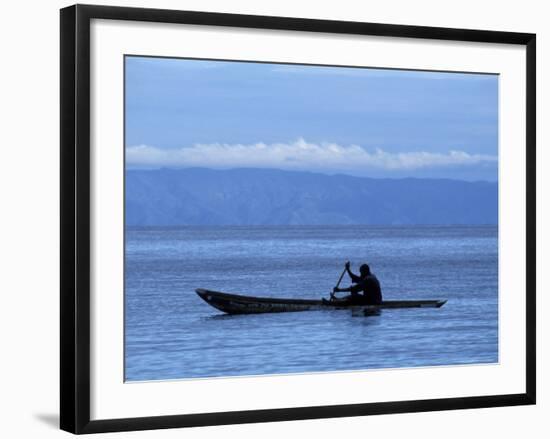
[126,168,498,226]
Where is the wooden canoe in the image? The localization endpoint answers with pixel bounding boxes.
[196,288,447,315]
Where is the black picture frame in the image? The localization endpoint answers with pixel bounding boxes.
[60,4,536,434]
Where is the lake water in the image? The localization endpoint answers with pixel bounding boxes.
[125,225,498,381]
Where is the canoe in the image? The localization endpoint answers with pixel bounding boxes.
[196,288,447,315]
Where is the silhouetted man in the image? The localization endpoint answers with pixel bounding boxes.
[333,261,382,305]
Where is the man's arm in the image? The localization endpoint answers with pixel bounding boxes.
[334,281,365,295]
[345,261,362,283]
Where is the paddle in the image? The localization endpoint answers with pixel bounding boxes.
[330,263,349,300]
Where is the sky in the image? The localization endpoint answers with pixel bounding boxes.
[125,56,498,181]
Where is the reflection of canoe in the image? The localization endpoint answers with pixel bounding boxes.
[196,288,447,315]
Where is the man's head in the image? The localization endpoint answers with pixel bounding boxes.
[359,264,371,277]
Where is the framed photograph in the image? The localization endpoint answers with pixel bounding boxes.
[60,4,536,434]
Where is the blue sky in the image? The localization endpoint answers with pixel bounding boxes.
[125,56,498,181]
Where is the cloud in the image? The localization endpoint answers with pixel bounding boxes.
[126,139,497,172]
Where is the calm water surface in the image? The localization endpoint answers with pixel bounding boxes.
[125,225,498,381]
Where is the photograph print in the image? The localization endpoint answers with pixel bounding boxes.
[124,56,498,382]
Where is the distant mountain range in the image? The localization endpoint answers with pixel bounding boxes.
[125,168,497,226]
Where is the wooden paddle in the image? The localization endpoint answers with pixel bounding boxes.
[330,263,349,299]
